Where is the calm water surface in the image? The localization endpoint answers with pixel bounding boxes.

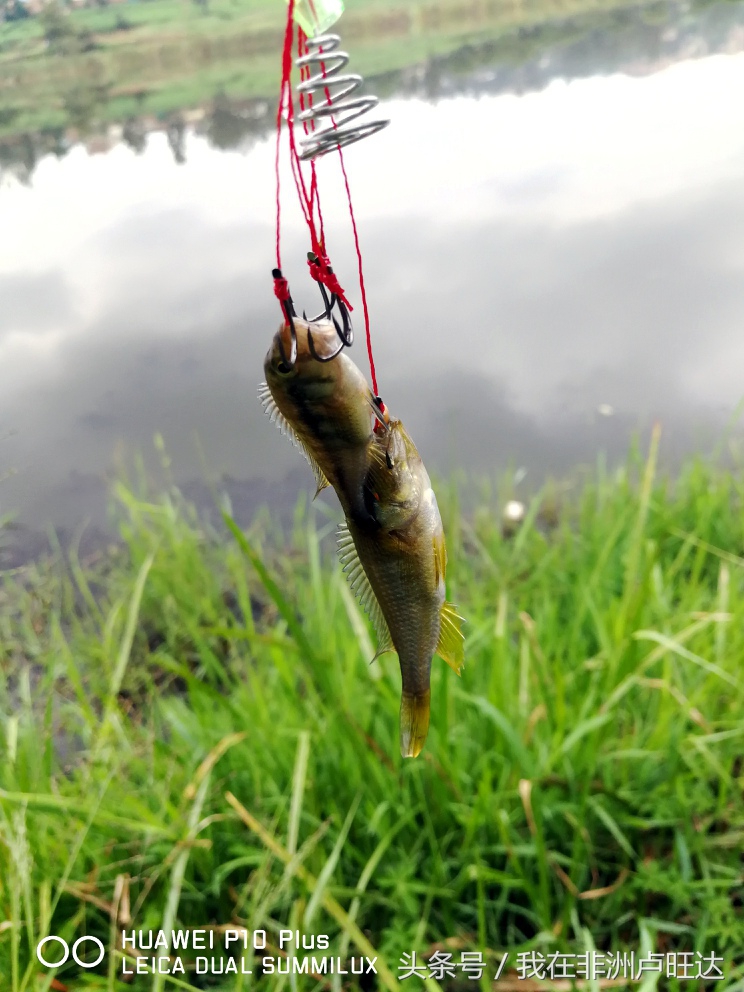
[2,1,744,557]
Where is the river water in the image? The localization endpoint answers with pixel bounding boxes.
[2,0,744,561]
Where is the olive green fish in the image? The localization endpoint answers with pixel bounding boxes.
[339,420,464,757]
[260,317,381,523]
[260,317,464,757]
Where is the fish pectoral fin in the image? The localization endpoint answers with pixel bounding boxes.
[437,601,465,675]
[372,642,395,661]
[258,381,330,495]
[400,691,430,758]
[337,521,393,656]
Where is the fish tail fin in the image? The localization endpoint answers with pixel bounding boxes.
[400,691,431,758]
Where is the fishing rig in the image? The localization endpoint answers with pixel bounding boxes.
[295,33,390,161]
[271,0,389,408]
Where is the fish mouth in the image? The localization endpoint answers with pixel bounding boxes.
[304,319,346,362]
[267,318,342,374]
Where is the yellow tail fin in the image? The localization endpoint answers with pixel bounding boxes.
[400,691,431,758]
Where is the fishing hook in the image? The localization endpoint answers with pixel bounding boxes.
[369,395,389,432]
[304,253,354,355]
[306,309,351,362]
[304,282,336,323]
[333,297,353,347]
[278,307,298,370]
[272,267,298,369]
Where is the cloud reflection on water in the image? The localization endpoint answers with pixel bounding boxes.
[1,48,744,541]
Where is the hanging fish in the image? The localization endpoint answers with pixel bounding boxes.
[260,317,464,757]
[338,420,464,757]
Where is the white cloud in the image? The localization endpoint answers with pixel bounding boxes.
[1,49,744,415]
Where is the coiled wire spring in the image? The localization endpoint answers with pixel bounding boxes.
[295,34,390,160]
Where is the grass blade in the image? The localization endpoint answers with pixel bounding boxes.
[225,792,400,992]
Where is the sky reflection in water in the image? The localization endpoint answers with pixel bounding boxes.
[1,37,744,539]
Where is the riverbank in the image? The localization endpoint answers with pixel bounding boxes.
[1,437,743,989]
[0,0,682,140]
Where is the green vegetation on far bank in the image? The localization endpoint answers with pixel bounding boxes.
[0,0,675,142]
[1,435,743,990]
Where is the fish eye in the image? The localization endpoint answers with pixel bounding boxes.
[276,361,293,375]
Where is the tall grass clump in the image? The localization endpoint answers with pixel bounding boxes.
[1,432,743,990]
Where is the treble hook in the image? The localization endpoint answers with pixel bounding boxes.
[272,267,298,369]
[304,283,336,323]
[318,282,334,321]
[306,296,355,362]
[278,312,298,369]
[273,261,354,366]
[306,252,354,344]
[334,298,353,347]
[306,314,345,362]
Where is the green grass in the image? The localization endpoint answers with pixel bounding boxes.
[1,430,744,991]
[0,0,282,54]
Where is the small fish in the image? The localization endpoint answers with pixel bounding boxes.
[260,318,464,758]
[260,317,383,523]
[339,420,464,757]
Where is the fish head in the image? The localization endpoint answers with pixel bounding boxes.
[263,318,384,519]
[264,317,379,446]
[364,419,425,528]
[264,317,344,385]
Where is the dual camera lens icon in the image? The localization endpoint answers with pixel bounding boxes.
[37,936,106,969]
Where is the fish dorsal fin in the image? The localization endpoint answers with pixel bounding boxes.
[258,382,329,497]
[337,521,394,658]
[437,601,465,675]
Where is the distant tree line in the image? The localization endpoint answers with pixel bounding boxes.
[37,1,98,52]
[0,93,273,183]
[1,0,30,20]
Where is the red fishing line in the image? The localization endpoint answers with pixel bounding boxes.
[297,31,325,250]
[274,0,296,271]
[273,5,381,397]
[338,148,377,396]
